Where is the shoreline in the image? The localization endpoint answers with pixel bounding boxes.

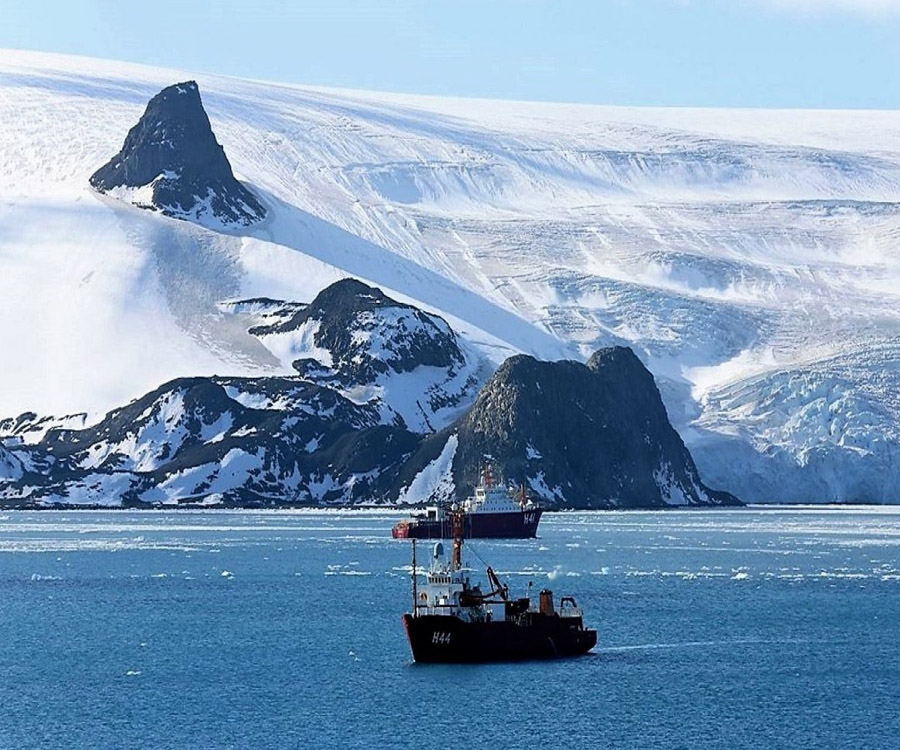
[2,503,900,513]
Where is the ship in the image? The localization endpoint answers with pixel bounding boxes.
[402,507,597,663]
[392,463,542,539]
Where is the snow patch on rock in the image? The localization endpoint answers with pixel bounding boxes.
[528,471,567,504]
[397,434,458,505]
[257,320,335,370]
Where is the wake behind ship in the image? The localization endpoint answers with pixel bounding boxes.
[402,508,596,663]
[392,464,542,539]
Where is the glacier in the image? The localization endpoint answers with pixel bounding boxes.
[2,49,900,503]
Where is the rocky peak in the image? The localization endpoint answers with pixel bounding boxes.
[90,81,266,227]
[446,348,738,508]
[586,345,648,374]
[224,278,479,433]
[252,278,467,384]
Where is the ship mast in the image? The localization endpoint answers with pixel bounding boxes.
[411,538,417,617]
[450,503,464,571]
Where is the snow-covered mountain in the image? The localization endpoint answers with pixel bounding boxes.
[1,277,722,508]
[3,49,900,503]
[12,374,417,507]
[229,277,481,432]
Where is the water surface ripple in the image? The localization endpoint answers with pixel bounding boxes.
[1,507,899,749]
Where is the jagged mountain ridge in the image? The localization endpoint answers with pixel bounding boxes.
[226,278,480,432]
[0,412,90,446]
[0,278,476,505]
[3,50,900,502]
[0,279,729,508]
[24,376,419,506]
[257,278,465,380]
[89,80,266,227]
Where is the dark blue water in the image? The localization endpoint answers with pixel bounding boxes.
[1,508,899,749]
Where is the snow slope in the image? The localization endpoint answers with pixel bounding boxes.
[3,49,900,502]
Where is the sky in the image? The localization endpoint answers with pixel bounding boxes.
[2,0,900,108]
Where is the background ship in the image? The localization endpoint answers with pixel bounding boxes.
[402,508,597,662]
[392,464,542,539]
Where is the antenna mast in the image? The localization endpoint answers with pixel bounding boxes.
[451,504,464,571]
[411,539,417,617]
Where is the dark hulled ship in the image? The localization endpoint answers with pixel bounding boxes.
[392,464,542,539]
[402,509,597,663]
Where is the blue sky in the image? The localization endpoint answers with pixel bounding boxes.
[2,0,899,108]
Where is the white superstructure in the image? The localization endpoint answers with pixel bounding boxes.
[414,541,493,623]
[462,464,537,516]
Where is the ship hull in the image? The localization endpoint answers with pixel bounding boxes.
[402,612,596,663]
[392,509,543,539]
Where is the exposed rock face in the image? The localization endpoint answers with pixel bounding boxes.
[0,411,89,445]
[17,376,420,506]
[0,280,479,507]
[238,278,479,433]
[0,445,23,483]
[443,347,739,508]
[0,282,736,509]
[256,279,466,381]
[90,81,266,227]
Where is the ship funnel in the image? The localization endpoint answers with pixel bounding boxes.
[539,589,555,616]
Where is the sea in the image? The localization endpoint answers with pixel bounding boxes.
[1,507,899,750]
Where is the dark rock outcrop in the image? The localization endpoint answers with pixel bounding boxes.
[22,376,420,506]
[0,411,89,445]
[241,278,477,432]
[254,278,466,384]
[0,445,23,482]
[441,347,738,508]
[90,81,266,227]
